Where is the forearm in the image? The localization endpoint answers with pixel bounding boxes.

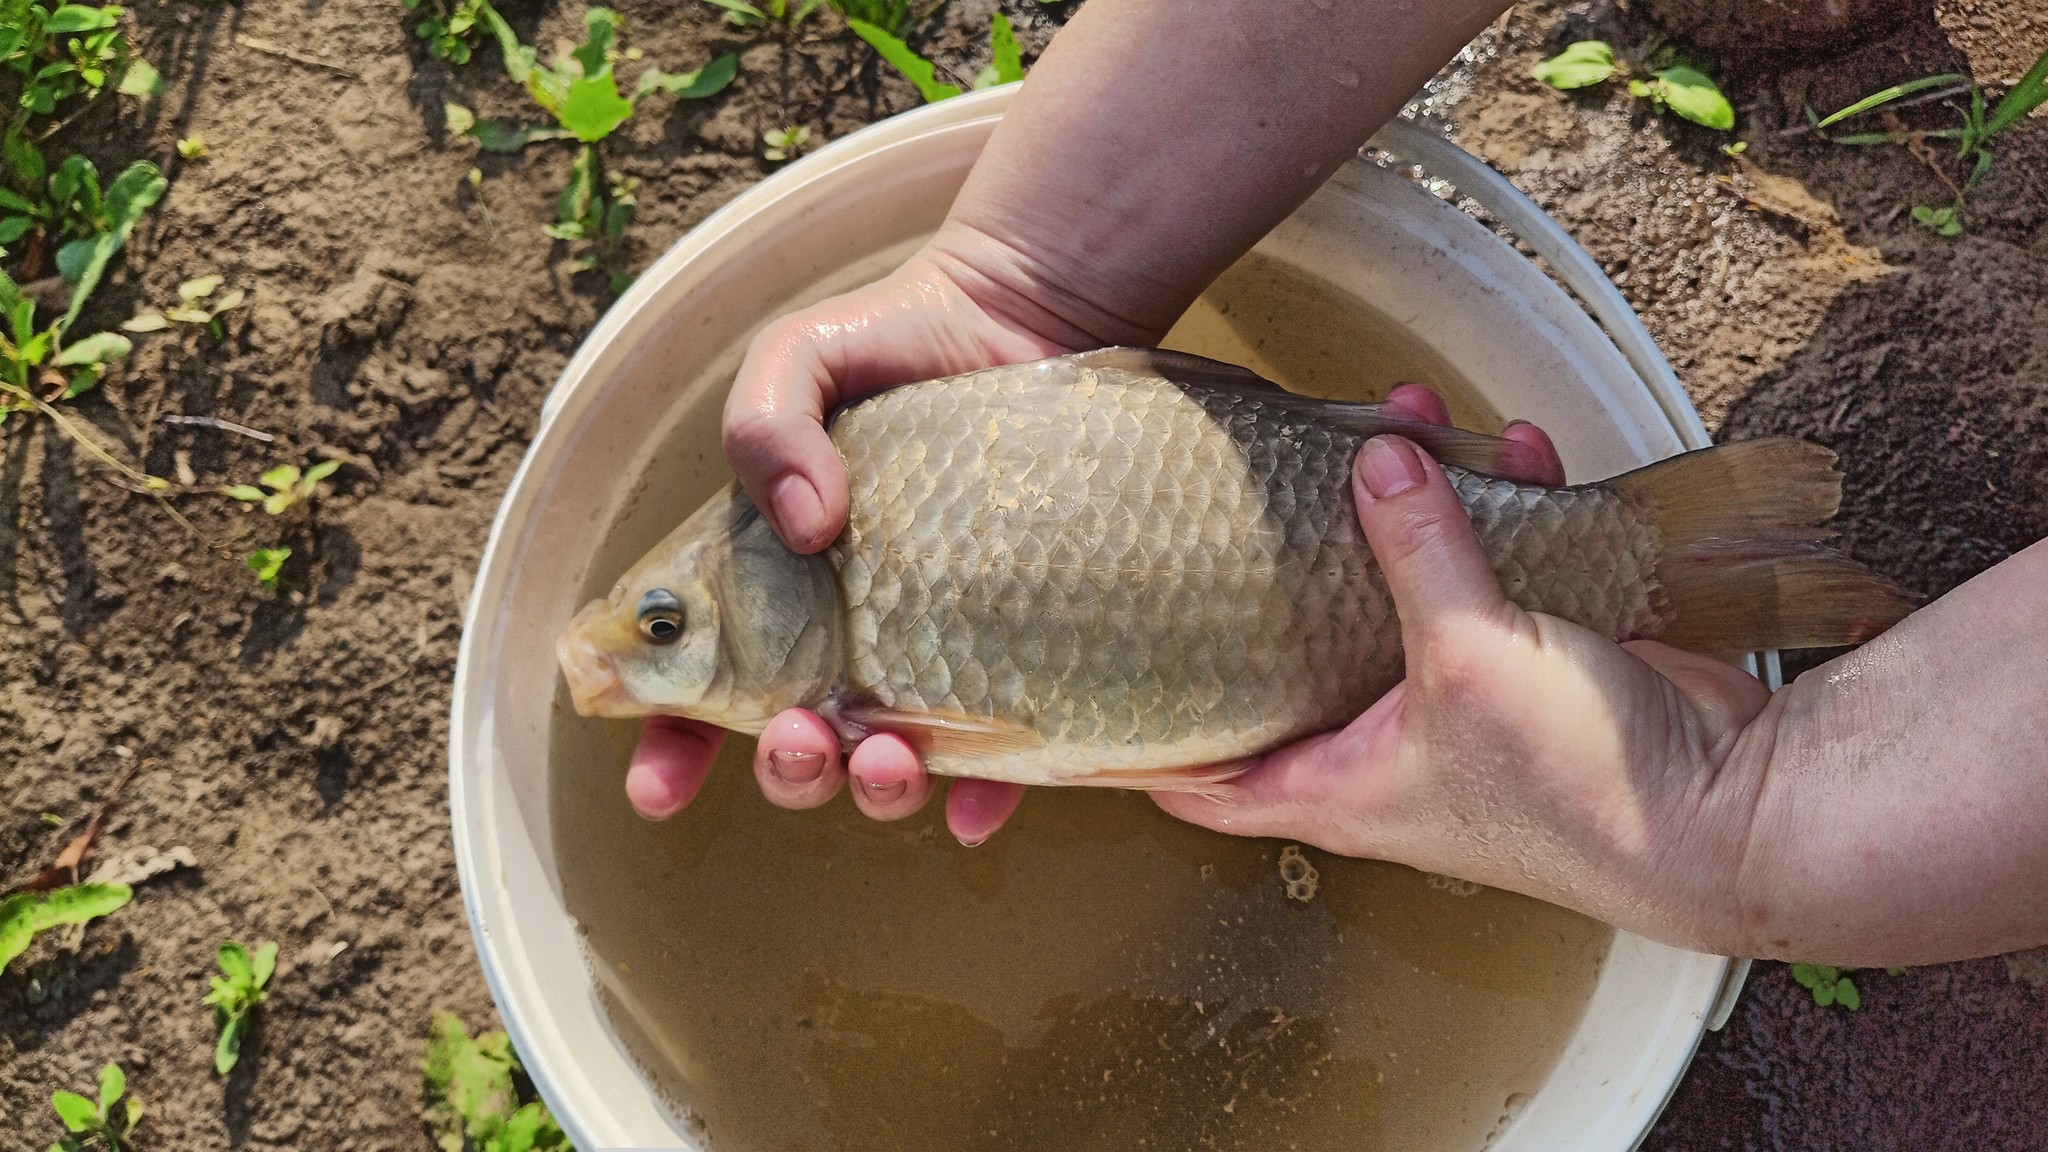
[929,0,1511,345]
[1720,539,2048,965]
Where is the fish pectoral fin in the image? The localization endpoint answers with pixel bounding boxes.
[832,704,1046,761]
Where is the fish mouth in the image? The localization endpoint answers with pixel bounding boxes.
[557,603,644,718]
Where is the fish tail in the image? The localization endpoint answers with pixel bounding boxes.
[1610,438,1915,652]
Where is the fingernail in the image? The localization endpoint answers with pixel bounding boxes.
[860,777,906,804]
[769,749,825,785]
[957,834,987,848]
[770,473,825,547]
[1360,437,1425,500]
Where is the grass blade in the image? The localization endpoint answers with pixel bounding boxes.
[1983,45,2048,138]
[846,17,959,103]
[1817,72,1967,128]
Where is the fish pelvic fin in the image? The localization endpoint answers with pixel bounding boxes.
[1060,759,1255,797]
[831,702,1047,761]
[1611,437,1916,653]
[1068,347,1554,479]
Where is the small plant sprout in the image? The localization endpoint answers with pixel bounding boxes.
[47,1063,142,1152]
[245,546,290,590]
[222,458,341,515]
[205,939,277,1075]
[443,5,735,281]
[762,124,809,161]
[1791,963,1861,1009]
[700,0,825,28]
[850,10,1024,104]
[1533,40,1735,130]
[403,0,489,64]
[122,275,245,340]
[422,1011,572,1152]
[1913,204,1962,237]
[175,136,206,160]
[1,883,132,973]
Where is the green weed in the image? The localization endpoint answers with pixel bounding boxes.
[205,939,276,1075]
[1812,43,2048,235]
[245,546,289,590]
[422,1011,574,1152]
[222,459,340,516]
[1533,39,1734,131]
[404,0,488,63]
[445,5,735,282]
[701,0,825,29]
[762,123,808,161]
[0,1,161,118]
[122,274,245,340]
[46,1063,141,1152]
[1,882,131,973]
[174,135,204,160]
[849,9,1023,104]
[1790,963,1861,1010]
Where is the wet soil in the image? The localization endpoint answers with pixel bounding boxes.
[2,0,2043,1149]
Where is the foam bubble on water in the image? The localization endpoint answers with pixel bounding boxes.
[1278,845,1320,903]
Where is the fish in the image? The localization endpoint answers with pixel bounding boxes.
[557,348,1912,789]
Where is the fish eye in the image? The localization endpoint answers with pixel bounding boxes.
[637,588,684,644]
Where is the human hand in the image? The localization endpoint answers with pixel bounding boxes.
[1154,433,1778,952]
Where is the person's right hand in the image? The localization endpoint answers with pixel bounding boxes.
[625,225,1104,844]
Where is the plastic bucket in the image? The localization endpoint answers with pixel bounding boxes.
[452,85,1754,1151]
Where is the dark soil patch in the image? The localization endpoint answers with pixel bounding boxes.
[2,0,2042,1148]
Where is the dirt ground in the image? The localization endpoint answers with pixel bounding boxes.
[1,0,2043,1149]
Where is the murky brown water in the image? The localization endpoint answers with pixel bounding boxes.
[550,252,1609,1152]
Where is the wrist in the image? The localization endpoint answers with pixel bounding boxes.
[919,220,1179,352]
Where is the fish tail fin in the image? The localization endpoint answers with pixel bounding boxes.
[1610,438,1916,653]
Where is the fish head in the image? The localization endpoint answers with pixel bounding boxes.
[557,483,842,732]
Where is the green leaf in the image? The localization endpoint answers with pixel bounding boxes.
[1790,963,1820,988]
[0,187,41,215]
[1654,65,1735,130]
[1812,980,1836,1006]
[216,1014,246,1074]
[51,330,130,366]
[116,56,161,97]
[64,366,102,398]
[0,884,132,972]
[492,1101,569,1152]
[217,940,253,983]
[58,161,167,336]
[631,52,736,102]
[302,458,342,487]
[96,1064,124,1113]
[569,8,621,79]
[555,144,599,230]
[247,547,290,588]
[259,463,301,491]
[45,5,120,32]
[251,940,278,987]
[422,1011,525,1152]
[1835,977,1861,1011]
[445,102,476,135]
[222,484,266,502]
[478,1,534,85]
[4,129,47,189]
[1532,40,1619,90]
[0,215,37,245]
[178,274,222,303]
[990,12,1023,85]
[261,491,291,515]
[466,119,569,153]
[1984,44,2048,138]
[50,1091,98,1133]
[696,0,767,20]
[847,18,959,103]
[1816,72,1967,128]
[557,72,634,142]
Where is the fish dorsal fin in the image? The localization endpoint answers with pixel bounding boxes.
[831,702,1046,762]
[1070,347,1552,480]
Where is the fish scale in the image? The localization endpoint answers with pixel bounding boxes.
[826,358,1655,783]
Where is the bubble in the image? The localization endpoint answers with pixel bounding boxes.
[1426,872,1482,897]
[1278,845,1319,903]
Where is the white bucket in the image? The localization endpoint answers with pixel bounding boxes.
[452,86,1756,1151]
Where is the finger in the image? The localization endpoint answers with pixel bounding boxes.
[1354,435,1514,654]
[1382,382,1451,426]
[752,708,847,810]
[626,717,725,820]
[847,734,936,821]
[1501,420,1568,486]
[723,319,851,555]
[946,779,1025,846]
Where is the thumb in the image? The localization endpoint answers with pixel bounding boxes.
[1353,436,1512,658]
